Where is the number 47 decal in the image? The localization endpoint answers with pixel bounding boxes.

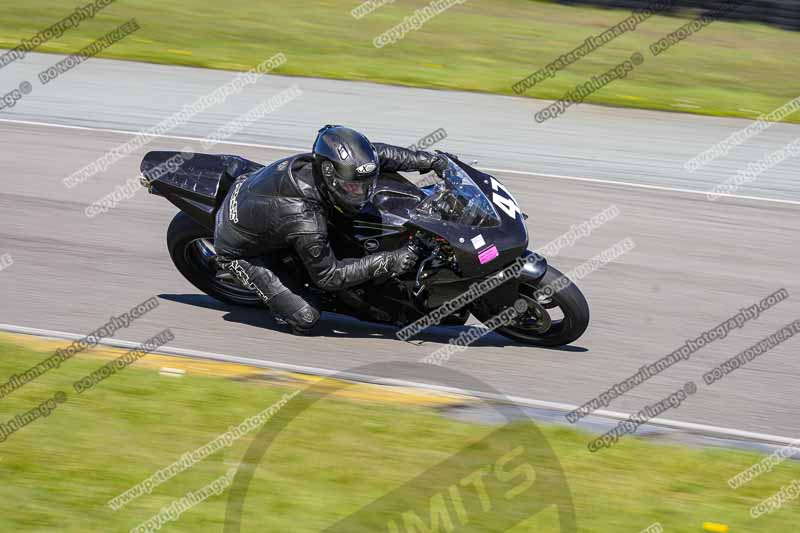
[490,177,522,219]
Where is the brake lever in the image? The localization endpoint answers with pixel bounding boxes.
[414,255,434,290]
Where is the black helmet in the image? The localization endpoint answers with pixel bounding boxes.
[312,125,379,215]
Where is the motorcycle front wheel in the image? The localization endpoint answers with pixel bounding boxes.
[471,265,589,347]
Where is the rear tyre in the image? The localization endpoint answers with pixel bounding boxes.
[471,265,589,347]
[166,212,262,307]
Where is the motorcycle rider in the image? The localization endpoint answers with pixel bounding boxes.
[213,125,448,335]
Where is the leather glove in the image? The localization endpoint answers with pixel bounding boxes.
[430,154,448,177]
[388,246,419,276]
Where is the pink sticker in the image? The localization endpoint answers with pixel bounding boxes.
[478,245,499,264]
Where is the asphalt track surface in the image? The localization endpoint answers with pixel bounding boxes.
[0,53,798,438]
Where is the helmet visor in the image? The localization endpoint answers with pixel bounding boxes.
[328,175,376,207]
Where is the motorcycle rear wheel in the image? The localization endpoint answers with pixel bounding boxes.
[167,212,263,307]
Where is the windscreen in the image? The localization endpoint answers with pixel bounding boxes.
[411,157,500,228]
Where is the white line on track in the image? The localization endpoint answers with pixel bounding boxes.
[481,167,800,206]
[2,116,799,206]
[2,322,798,447]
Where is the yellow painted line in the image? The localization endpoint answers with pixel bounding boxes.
[167,49,193,56]
[159,367,186,377]
[1,332,468,408]
[42,42,74,50]
[281,371,467,407]
[211,63,255,71]
[139,353,260,378]
[703,523,729,533]
[1,332,259,378]
[131,38,154,44]
[2,333,107,356]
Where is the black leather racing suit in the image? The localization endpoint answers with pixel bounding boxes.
[213,144,440,331]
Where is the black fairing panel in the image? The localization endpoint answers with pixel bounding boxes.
[329,172,421,257]
[141,151,263,229]
[404,160,528,279]
[450,159,529,277]
[350,161,529,280]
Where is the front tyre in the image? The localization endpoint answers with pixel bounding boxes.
[167,212,262,307]
[472,265,589,347]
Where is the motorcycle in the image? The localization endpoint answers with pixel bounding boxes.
[140,150,589,347]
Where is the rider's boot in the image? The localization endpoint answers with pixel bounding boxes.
[269,290,321,336]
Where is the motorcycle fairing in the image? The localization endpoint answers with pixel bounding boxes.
[381,157,528,279]
[346,157,529,280]
[141,151,263,229]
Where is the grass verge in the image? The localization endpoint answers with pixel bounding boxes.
[0,333,799,531]
[1,0,799,122]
